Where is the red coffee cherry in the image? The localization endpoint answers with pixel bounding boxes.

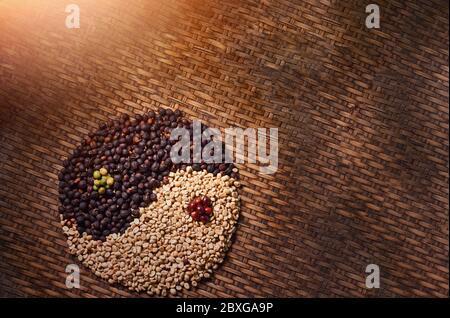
[188,195,213,223]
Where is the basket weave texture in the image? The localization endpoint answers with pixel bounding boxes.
[0,0,448,297]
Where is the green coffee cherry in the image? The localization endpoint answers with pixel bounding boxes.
[100,168,108,176]
[98,187,106,194]
[106,177,114,186]
[93,170,101,179]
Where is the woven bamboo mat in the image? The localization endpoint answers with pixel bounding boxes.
[0,0,448,297]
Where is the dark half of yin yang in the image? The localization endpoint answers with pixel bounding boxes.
[58,108,238,241]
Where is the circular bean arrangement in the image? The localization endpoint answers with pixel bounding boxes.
[58,108,241,294]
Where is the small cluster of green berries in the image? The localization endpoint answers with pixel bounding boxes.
[93,168,114,194]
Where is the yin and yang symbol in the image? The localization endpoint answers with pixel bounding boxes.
[59,108,240,295]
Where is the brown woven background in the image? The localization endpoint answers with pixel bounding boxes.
[0,0,448,297]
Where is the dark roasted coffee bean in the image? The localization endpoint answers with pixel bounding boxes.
[132,193,141,203]
[151,162,159,172]
[79,201,88,210]
[129,176,138,186]
[159,162,167,172]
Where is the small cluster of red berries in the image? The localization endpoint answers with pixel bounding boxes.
[187,196,213,223]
